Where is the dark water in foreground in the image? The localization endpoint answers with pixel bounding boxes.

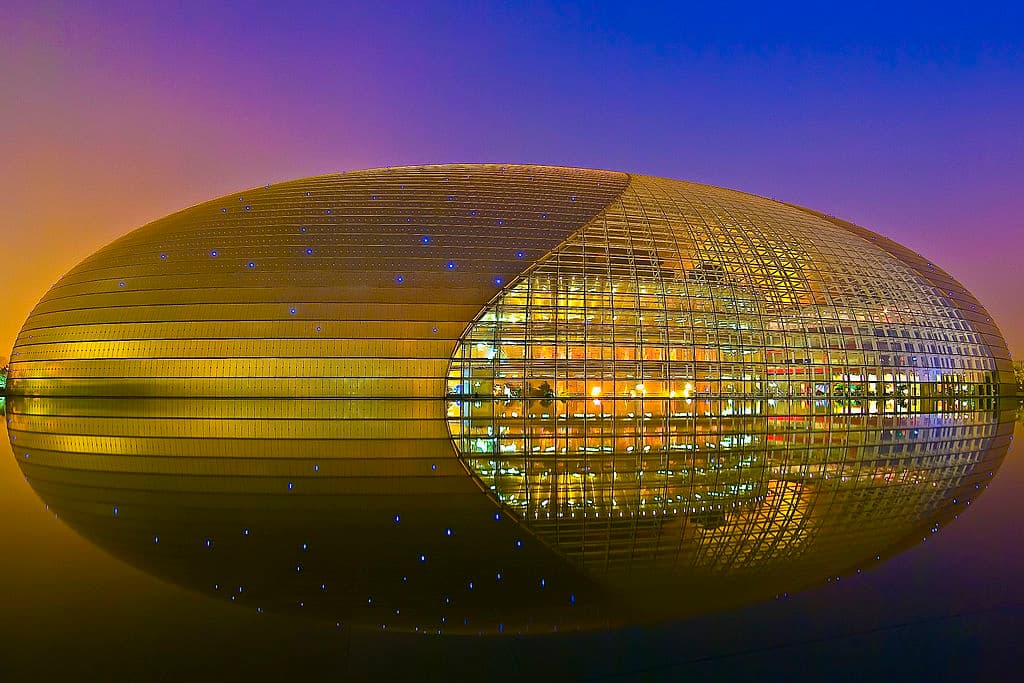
[1,401,1022,681]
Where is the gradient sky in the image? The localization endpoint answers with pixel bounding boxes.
[2,1,1022,360]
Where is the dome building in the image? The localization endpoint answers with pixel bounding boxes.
[8,164,1009,403]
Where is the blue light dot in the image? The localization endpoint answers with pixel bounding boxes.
[494,512,501,521]
[541,213,548,219]
[287,481,294,490]
[205,539,212,548]
[302,543,308,551]
[300,226,307,232]
[469,582,474,589]
[118,281,125,287]
[421,235,430,244]
[306,248,314,255]
[154,536,159,544]
[570,196,577,201]
[289,307,297,315]
[432,326,438,333]
[497,572,502,580]
[470,210,477,216]
[243,528,249,536]
[316,326,322,332]
[325,209,332,214]
[419,554,426,563]
[431,463,437,471]
[244,205,251,211]
[314,464,319,472]
[541,578,546,587]
[445,528,453,537]
[516,251,524,258]
[515,539,522,548]
[497,219,504,225]
[221,208,227,213]
[446,261,456,270]
[247,262,255,269]
[570,593,576,604]
[210,250,218,257]
[113,507,119,516]
[394,514,401,523]
[494,277,503,286]
[160,253,167,259]
[296,565,302,572]
[396,275,405,284]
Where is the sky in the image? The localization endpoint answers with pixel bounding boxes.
[2,0,1023,359]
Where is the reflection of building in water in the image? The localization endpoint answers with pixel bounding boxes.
[6,396,1013,633]
[686,410,1003,576]
[448,395,1008,580]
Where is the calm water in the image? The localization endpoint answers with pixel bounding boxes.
[2,400,1022,681]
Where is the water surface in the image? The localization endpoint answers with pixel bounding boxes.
[1,400,1021,680]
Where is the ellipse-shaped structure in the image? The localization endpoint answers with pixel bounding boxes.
[5,164,1014,632]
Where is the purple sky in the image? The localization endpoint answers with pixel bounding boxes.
[3,1,1022,357]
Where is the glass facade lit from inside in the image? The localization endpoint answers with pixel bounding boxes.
[447,174,1008,567]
